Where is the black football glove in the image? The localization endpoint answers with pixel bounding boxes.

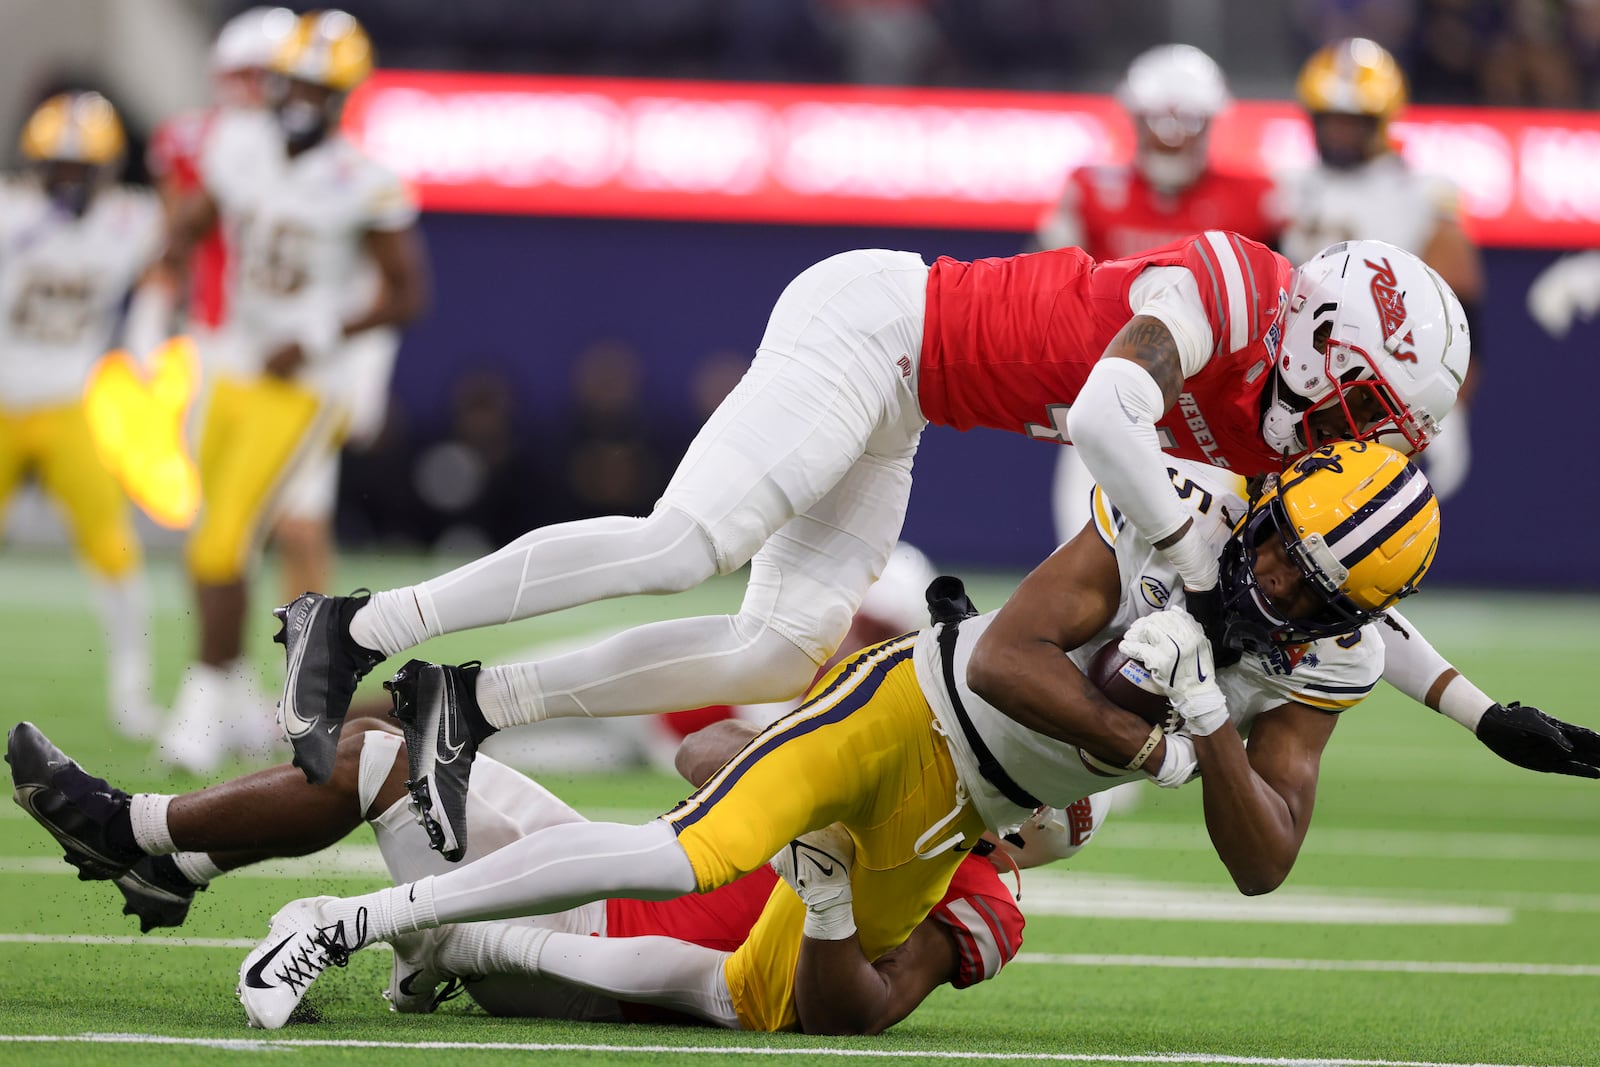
[1183,583,1242,669]
[1476,702,1600,779]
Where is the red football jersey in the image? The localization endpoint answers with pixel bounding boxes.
[918,231,1292,475]
[603,852,1023,985]
[148,108,229,330]
[1043,164,1282,261]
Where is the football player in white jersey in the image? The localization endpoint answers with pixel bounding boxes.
[1279,37,1484,501]
[0,92,163,740]
[154,10,428,774]
[227,441,1458,1029]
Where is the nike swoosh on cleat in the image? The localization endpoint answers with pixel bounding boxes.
[243,934,299,990]
[397,970,431,997]
[280,600,322,739]
[437,686,465,766]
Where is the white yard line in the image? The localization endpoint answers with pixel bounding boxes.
[3,934,1593,981]
[0,1033,1582,1067]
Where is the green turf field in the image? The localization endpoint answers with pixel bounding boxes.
[2,550,1598,1066]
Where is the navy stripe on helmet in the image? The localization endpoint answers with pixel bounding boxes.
[1320,460,1422,553]
[1339,479,1436,575]
[666,639,914,835]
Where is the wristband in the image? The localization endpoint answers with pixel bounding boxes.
[1124,723,1165,771]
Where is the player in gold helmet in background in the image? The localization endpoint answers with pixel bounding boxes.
[0,92,163,740]
[151,10,430,774]
[1279,37,1483,503]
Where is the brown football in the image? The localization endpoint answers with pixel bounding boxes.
[1087,640,1176,731]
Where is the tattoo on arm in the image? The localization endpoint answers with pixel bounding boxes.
[1106,316,1183,408]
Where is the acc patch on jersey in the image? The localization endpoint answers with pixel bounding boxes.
[1139,575,1171,608]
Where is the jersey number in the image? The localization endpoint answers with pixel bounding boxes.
[238,217,311,296]
[1166,467,1214,515]
[9,272,97,345]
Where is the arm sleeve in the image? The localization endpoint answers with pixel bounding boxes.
[1066,357,1193,551]
[1380,608,1494,730]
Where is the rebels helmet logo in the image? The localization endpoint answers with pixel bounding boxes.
[1366,257,1417,362]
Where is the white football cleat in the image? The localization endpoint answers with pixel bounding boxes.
[769,823,855,910]
[383,929,466,1014]
[237,896,369,1029]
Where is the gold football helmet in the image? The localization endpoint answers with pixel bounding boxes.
[1297,37,1406,165]
[270,9,373,92]
[1220,441,1438,650]
[20,92,126,166]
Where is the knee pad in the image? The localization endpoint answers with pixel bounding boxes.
[639,507,721,589]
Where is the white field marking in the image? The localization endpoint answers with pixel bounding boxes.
[0,933,392,951]
[1083,823,1600,861]
[7,934,1596,982]
[1019,876,1509,925]
[0,1033,1584,1067]
[1015,953,1600,978]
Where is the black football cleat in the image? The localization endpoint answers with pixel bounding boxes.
[115,854,204,932]
[274,591,386,784]
[384,660,496,863]
[6,721,142,880]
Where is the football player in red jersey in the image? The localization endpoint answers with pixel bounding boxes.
[267,232,1470,855]
[1035,44,1284,543]
[8,714,1065,1032]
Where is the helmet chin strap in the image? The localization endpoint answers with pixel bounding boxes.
[1260,371,1311,457]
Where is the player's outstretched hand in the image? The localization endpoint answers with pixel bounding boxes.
[1476,702,1600,779]
[1119,611,1229,736]
[1182,584,1242,669]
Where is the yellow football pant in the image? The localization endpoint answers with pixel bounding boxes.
[187,373,337,584]
[0,402,140,577]
[663,634,984,1031]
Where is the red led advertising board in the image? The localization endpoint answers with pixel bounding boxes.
[343,70,1600,248]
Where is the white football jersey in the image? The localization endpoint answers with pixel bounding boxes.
[914,457,1384,835]
[0,180,163,408]
[200,110,416,400]
[1278,153,1458,265]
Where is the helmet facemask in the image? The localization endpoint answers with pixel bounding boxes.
[1217,441,1437,660]
[1264,255,1444,459]
[1132,111,1212,194]
[1218,488,1376,655]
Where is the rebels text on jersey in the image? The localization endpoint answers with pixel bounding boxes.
[1039,165,1281,260]
[917,231,1292,475]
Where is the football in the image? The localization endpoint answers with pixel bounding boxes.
[1086,640,1176,731]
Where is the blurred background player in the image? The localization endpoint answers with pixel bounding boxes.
[156,9,429,773]
[150,7,389,615]
[1279,36,1483,500]
[0,91,162,740]
[1033,44,1282,545]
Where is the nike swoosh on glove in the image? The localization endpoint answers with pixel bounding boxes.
[1118,611,1230,736]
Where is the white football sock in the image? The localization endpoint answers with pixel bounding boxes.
[348,508,719,658]
[90,573,155,723]
[475,617,815,728]
[440,925,739,1028]
[340,819,697,943]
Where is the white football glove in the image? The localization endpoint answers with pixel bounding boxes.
[1118,611,1230,736]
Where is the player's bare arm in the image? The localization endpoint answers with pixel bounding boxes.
[342,223,431,336]
[794,918,959,1036]
[967,527,1171,769]
[1103,314,1185,409]
[675,718,760,787]
[1191,700,1337,895]
[159,186,220,276]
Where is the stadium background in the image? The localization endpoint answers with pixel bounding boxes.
[2,3,1600,1064]
[2,0,1597,589]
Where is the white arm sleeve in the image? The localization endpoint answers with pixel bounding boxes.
[1066,356,1196,561]
[1127,267,1215,378]
[1380,607,1494,731]
[1035,186,1085,251]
